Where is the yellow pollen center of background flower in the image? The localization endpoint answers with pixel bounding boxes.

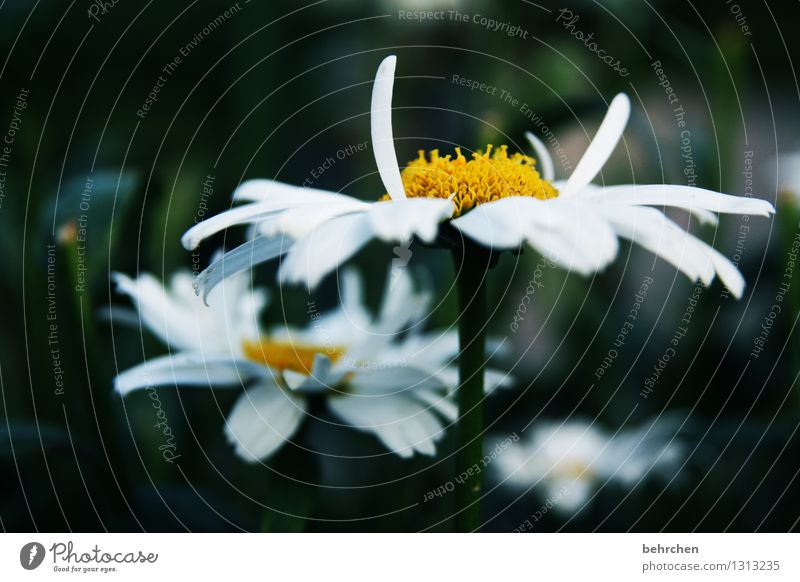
[242,339,344,374]
[558,460,595,480]
[383,144,558,216]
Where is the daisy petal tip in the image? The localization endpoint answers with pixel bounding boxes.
[612,92,631,110]
[180,230,200,251]
[378,54,397,76]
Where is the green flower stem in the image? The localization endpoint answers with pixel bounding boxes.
[453,246,488,532]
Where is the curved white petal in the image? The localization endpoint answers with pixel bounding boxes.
[697,239,745,299]
[278,212,373,289]
[595,184,775,216]
[195,236,292,304]
[181,203,282,250]
[607,205,717,287]
[367,198,453,243]
[562,93,630,197]
[371,55,406,201]
[224,380,307,463]
[114,352,265,396]
[232,178,350,203]
[182,185,351,250]
[525,131,555,181]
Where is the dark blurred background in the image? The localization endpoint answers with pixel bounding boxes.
[1,0,799,532]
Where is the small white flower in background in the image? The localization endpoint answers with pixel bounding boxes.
[492,418,684,513]
[777,152,800,199]
[113,267,509,462]
[182,55,774,298]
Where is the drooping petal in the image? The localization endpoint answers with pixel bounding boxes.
[595,184,775,216]
[195,236,291,303]
[367,198,453,243]
[607,205,722,287]
[696,239,745,299]
[114,352,265,396]
[224,380,307,463]
[525,131,555,181]
[327,390,445,458]
[278,211,373,289]
[561,93,631,197]
[371,55,406,201]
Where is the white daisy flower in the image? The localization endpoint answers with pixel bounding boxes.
[777,151,800,199]
[112,267,488,462]
[493,418,684,513]
[182,55,774,298]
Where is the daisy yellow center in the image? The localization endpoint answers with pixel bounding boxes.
[242,339,345,374]
[383,144,558,216]
[558,460,595,481]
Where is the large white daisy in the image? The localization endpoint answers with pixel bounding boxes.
[112,267,498,462]
[182,55,774,298]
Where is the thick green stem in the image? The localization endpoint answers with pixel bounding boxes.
[453,247,487,532]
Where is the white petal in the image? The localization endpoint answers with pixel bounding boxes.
[181,202,281,250]
[224,381,307,463]
[273,200,368,239]
[607,205,715,285]
[195,236,291,304]
[232,178,350,203]
[608,203,745,297]
[595,184,775,216]
[182,185,352,250]
[687,207,719,226]
[414,389,458,422]
[698,240,745,299]
[114,352,264,396]
[347,366,447,397]
[279,211,373,289]
[376,264,432,334]
[435,366,513,395]
[370,55,406,201]
[339,267,366,317]
[453,197,619,275]
[327,391,444,457]
[525,131,555,181]
[450,197,532,250]
[113,272,204,351]
[367,198,453,243]
[562,93,630,197]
